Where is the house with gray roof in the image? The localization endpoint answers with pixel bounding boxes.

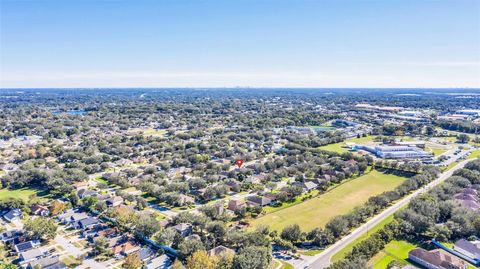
[453,239,480,260]
[3,208,23,222]
[246,195,272,207]
[292,181,318,193]
[143,254,172,269]
[19,247,49,263]
[28,255,67,269]
[172,223,192,236]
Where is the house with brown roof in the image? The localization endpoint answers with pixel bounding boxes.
[112,240,140,257]
[408,248,467,269]
[228,199,246,211]
[30,204,50,216]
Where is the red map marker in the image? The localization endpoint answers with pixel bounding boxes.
[235,159,244,168]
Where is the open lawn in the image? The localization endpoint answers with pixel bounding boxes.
[142,128,167,137]
[369,240,417,269]
[0,187,49,202]
[251,170,407,231]
[319,135,376,153]
[468,149,480,160]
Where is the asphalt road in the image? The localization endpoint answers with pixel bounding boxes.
[302,157,473,269]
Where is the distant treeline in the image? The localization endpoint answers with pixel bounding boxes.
[436,119,480,134]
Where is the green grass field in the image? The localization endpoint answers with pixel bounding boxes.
[427,147,447,156]
[369,240,417,269]
[0,187,48,202]
[252,170,407,231]
[319,135,376,153]
[468,149,480,160]
[143,128,167,137]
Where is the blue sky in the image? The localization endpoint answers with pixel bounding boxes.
[1,0,479,88]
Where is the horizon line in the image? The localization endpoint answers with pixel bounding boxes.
[1,87,480,90]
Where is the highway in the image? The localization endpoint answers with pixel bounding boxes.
[300,153,473,269]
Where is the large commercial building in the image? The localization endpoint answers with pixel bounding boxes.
[354,145,432,159]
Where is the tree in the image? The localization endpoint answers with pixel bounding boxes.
[216,252,234,269]
[178,239,205,259]
[93,236,110,256]
[134,214,160,238]
[280,224,302,243]
[24,217,57,240]
[185,250,216,269]
[457,134,470,143]
[233,246,271,269]
[49,200,66,215]
[123,253,141,269]
[325,216,349,238]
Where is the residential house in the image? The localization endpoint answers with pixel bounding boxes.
[3,208,23,222]
[454,189,480,211]
[86,226,119,242]
[77,189,98,199]
[106,196,124,207]
[453,239,480,260]
[28,255,67,269]
[143,254,172,269]
[31,204,50,216]
[264,193,278,204]
[208,245,235,257]
[292,181,318,193]
[74,217,100,230]
[345,159,358,167]
[185,234,201,241]
[245,174,266,184]
[82,224,108,239]
[172,223,193,237]
[225,180,241,191]
[72,181,89,191]
[57,209,78,223]
[112,240,140,257]
[0,229,22,244]
[134,247,156,262]
[228,199,245,211]
[178,194,195,206]
[19,247,49,263]
[159,219,170,228]
[408,248,467,269]
[67,212,89,227]
[14,240,40,253]
[103,235,127,248]
[246,195,272,207]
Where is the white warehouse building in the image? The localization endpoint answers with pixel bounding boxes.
[354,145,432,159]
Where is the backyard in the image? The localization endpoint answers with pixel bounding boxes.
[0,187,49,202]
[251,170,407,231]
